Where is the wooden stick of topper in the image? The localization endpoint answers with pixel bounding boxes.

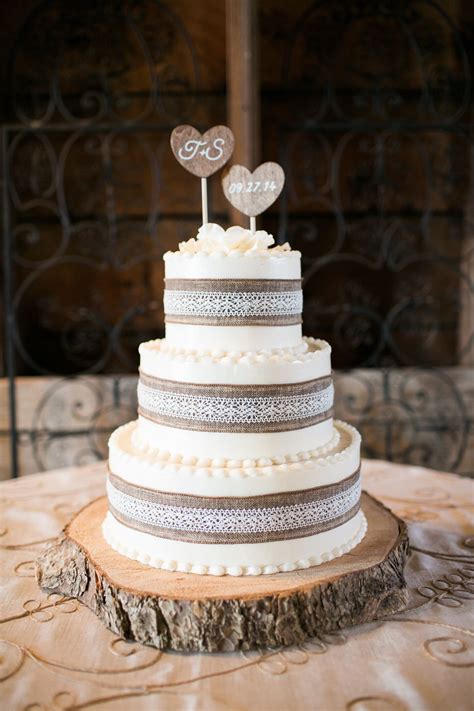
[222,163,285,233]
[170,125,235,226]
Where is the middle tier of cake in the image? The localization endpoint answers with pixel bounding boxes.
[135,336,334,459]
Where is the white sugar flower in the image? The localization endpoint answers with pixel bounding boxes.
[178,223,277,254]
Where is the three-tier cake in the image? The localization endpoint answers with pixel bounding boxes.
[103,223,367,576]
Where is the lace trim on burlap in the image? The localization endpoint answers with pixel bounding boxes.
[137,374,334,432]
[106,468,361,544]
[164,278,303,326]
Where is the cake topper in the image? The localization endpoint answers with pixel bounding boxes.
[170,125,235,226]
[222,162,285,233]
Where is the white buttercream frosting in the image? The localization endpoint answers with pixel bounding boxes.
[135,416,334,460]
[139,337,331,384]
[109,420,360,496]
[102,509,367,576]
[174,223,292,256]
[165,323,302,351]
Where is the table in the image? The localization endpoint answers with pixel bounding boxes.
[1,460,473,711]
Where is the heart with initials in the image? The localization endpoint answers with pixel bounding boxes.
[222,163,285,217]
[170,125,235,178]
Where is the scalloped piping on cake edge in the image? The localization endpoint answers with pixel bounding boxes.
[164,247,301,261]
[138,336,331,366]
[130,419,341,465]
[110,420,361,480]
[102,511,367,577]
[113,420,358,477]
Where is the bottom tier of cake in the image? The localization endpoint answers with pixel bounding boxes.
[103,508,367,576]
[103,419,367,576]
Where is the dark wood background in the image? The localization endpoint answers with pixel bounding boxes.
[1,0,473,477]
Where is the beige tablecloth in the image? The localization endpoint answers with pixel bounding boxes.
[1,460,473,711]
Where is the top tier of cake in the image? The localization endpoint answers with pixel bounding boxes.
[163,224,302,351]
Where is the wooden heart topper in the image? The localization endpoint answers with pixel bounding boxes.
[170,125,235,178]
[222,163,285,217]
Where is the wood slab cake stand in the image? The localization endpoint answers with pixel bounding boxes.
[36,493,409,652]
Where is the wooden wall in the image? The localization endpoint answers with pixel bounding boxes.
[1,0,473,477]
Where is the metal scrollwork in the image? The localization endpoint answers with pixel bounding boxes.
[25,376,138,472]
[9,0,199,127]
[3,0,204,476]
[3,0,473,476]
[275,0,473,474]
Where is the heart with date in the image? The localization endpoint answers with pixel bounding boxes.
[170,125,235,178]
[222,163,285,216]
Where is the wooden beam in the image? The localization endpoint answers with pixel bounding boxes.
[226,0,260,227]
[459,141,474,365]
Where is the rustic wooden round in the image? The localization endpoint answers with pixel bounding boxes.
[36,493,409,653]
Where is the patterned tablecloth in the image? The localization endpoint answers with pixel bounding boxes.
[1,460,473,711]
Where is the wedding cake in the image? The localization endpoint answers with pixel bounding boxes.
[103,223,366,576]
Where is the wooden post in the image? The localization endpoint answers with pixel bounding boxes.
[459,143,474,365]
[226,0,260,227]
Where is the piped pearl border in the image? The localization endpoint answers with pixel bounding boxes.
[102,511,367,577]
[139,336,330,366]
[110,421,361,480]
[164,247,301,261]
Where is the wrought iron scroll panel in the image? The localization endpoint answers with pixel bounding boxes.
[271,1,473,473]
[2,0,227,476]
[2,0,474,477]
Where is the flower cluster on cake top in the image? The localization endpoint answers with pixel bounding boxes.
[175,223,293,255]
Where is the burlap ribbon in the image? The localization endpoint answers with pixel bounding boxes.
[107,467,361,544]
[164,278,303,326]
